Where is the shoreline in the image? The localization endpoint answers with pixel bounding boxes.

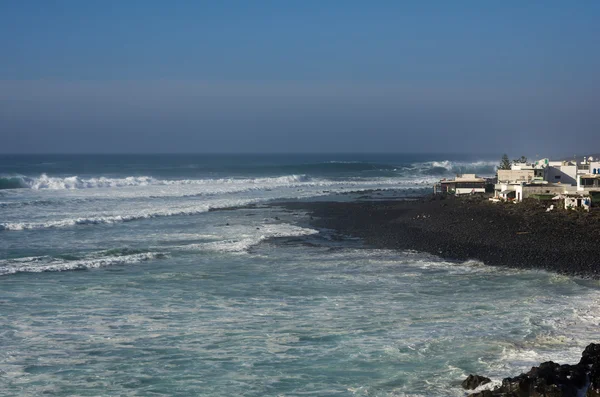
[269,192,600,278]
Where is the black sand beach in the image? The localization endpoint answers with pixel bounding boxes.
[276,193,600,278]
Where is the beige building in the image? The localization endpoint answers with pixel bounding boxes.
[439,174,486,195]
[497,169,535,183]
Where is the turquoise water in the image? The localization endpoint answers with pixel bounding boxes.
[1,154,599,396]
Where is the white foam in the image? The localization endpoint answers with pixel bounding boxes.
[1,173,436,195]
[0,177,431,232]
[4,173,315,190]
[179,223,319,254]
[419,160,498,177]
[428,160,497,169]
[0,199,255,231]
[0,251,166,275]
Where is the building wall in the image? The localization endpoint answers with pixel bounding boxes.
[455,188,486,195]
[494,182,524,201]
[590,161,600,173]
[545,165,577,185]
[565,196,591,211]
[497,169,534,183]
[514,184,523,201]
[495,183,566,202]
[522,185,565,197]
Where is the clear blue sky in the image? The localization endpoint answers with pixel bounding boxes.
[1,1,599,154]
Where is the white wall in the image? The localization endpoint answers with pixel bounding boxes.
[455,188,486,195]
[565,197,591,211]
[546,165,577,185]
[588,161,600,174]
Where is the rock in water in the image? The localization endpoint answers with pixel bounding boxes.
[465,343,600,397]
[581,343,600,396]
[462,374,492,390]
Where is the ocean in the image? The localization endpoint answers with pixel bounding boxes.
[1,153,599,396]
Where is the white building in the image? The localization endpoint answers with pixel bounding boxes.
[545,157,600,185]
[495,181,565,202]
[494,156,600,206]
[560,193,592,211]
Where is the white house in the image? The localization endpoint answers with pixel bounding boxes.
[544,157,600,185]
[560,193,592,211]
[495,181,566,202]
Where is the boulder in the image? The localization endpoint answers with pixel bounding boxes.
[581,343,600,396]
[462,374,492,390]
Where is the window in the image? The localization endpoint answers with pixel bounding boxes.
[555,175,561,180]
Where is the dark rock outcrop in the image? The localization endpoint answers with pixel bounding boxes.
[581,344,600,396]
[462,374,492,390]
[465,343,600,397]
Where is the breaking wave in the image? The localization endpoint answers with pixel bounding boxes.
[0,159,497,191]
[0,250,166,276]
[0,204,223,231]
[418,160,498,177]
[0,176,30,190]
[0,174,313,190]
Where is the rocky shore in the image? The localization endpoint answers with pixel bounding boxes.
[462,343,600,397]
[277,193,600,277]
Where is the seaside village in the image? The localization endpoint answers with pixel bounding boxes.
[434,155,600,211]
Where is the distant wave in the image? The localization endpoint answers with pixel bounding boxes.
[0,180,436,232]
[0,174,313,190]
[0,176,30,190]
[0,249,166,276]
[416,160,498,177]
[0,204,217,231]
[0,159,497,191]
[276,159,497,177]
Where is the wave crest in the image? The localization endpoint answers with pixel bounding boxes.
[0,250,166,276]
[418,160,497,177]
[0,174,313,190]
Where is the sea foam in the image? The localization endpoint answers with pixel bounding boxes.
[0,251,166,275]
[177,223,319,254]
[0,173,313,190]
[0,203,220,231]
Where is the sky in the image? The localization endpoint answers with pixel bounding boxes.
[1,1,599,155]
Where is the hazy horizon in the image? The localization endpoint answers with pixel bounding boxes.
[2,2,599,155]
